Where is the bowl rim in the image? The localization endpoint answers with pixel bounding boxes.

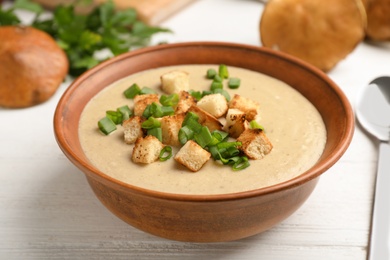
[54,41,355,202]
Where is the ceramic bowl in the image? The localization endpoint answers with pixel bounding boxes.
[53,42,354,242]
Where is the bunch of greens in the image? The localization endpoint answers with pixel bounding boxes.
[0,0,171,77]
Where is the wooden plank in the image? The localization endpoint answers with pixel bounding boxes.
[31,0,196,25]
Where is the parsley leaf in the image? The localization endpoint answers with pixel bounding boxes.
[2,0,171,77]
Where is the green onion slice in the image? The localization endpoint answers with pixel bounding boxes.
[228,77,241,89]
[106,110,123,125]
[210,81,223,91]
[213,88,231,101]
[124,83,141,99]
[147,127,162,142]
[218,64,229,79]
[142,117,161,129]
[159,146,173,161]
[232,156,250,171]
[139,86,157,95]
[194,126,213,148]
[206,68,217,79]
[98,117,117,135]
[189,90,203,101]
[250,120,264,130]
[117,105,132,122]
[160,93,179,107]
[178,126,194,145]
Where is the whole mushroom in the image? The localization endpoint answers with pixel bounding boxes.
[260,0,367,72]
[0,26,69,108]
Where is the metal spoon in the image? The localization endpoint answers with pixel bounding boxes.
[356,76,390,260]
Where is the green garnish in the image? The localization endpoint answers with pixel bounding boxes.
[159,146,173,161]
[139,87,157,95]
[160,93,179,107]
[98,116,117,135]
[117,105,132,122]
[194,126,213,148]
[210,81,223,91]
[206,68,217,79]
[250,120,264,130]
[106,110,122,125]
[143,102,174,118]
[2,0,171,77]
[141,117,161,129]
[147,127,162,142]
[228,77,241,89]
[218,64,229,79]
[124,84,141,99]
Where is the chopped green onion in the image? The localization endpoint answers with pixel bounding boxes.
[213,88,231,101]
[178,125,194,145]
[228,77,241,89]
[206,68,217,79]
[189,90,203,101]
[106,110,123,125]
[141,117,161,129]
[232,156,250,171]
[201,90,213,97]
[218,64,229,79]
[194,126,213,148]
[213,74,223,83]
[210,81,223,91]
[160,93,179,107]
[98,117,117,135]
[147,127,162,142]
[117,105,132,122]
[182,112,199,126]
[140,86,157,95]
[124,83,141,99]
[250,120,264,130]
[143,102,174,118]
[217,141,242,150]
[208,145,220,160]
[159,146,173,161]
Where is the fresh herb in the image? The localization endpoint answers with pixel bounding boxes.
[1,0,171,77]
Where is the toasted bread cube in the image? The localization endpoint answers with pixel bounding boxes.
[175,140,211,172]
[175,91,197,114]
[133,94,159,116]
[197,93,228,118]
[160,70,190,94]
[224,109,249,138]
[228,94,259,121]
[187,105,223,132]
[160,114,185,146]
[123,116,144,144]
[237,129,273,160]
[131,135,165,164]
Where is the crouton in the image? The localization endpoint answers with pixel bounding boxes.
[196,93,228,118]
[123,116,144,144]
[224,109,249,138]
[160,70,190,94]
[160,114,185,146]
[174,140,211,172]
[133,94,159,116]
[228,94,259,121]
[187,105,223,132]
[237,129,273,160]
[131,135,165,164]
[175,91,197,114]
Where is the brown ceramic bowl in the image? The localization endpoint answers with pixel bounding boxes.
[54,42,354,242]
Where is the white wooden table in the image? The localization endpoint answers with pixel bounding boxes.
[1,0,389,259]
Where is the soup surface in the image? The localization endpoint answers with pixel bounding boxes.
[79,65,326,195]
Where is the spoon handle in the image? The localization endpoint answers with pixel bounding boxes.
[369,142,390,260]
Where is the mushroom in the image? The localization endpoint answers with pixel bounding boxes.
[0,26,69,108]
[260,0,367,72]
[365,0,390,41]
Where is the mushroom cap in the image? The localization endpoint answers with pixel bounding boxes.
[260,0,367,72]
[365,0,390,41]
[0,26,69,108]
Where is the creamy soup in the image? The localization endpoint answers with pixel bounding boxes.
[79,65,326,195]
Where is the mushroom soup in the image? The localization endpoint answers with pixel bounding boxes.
[79,65,326,195]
